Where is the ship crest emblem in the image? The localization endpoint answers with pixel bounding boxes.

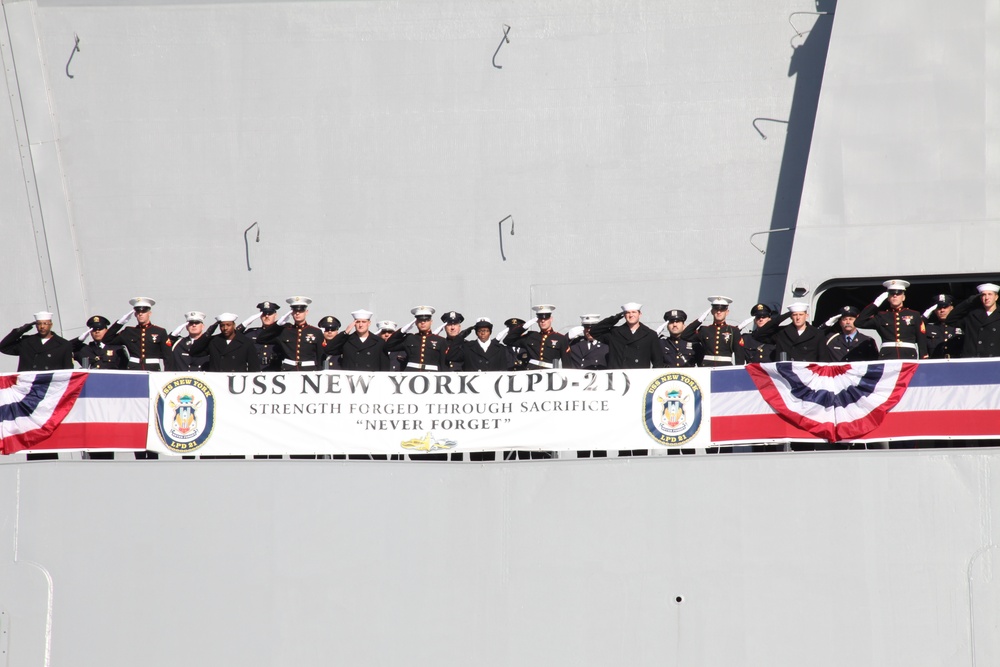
[643,373,702,446]
[155,376,216,453]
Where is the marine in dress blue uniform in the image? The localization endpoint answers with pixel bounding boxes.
[383,306,450,371]
[855,280,928,360]
[254,296,326,371]
[683,296,745,367]
[105,297,175,371]
[502,305,571,370]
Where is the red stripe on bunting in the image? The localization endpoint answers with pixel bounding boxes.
[712,410,1000,443]
[5,422,147,453]
[0,372,88,454]
[744,363,917,442]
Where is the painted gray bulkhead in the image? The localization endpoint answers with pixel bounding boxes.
[2,451,1000,666]
[2,0,833,366]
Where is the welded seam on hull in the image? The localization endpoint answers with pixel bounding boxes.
[967,459,995,667]
[14,468,54,667]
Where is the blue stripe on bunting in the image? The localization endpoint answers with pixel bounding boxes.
[773,362,884,409]
[0,373,53,421]
[77,373,149,399]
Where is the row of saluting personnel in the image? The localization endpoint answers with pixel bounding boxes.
[2,280,999,373]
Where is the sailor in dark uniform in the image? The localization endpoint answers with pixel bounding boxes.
[318,315,343,369]
[440,311,472,371]
[461,318,510,371]
[945,282,1000,358]
[0,310,74,371]
[821,306,879,362]
[754,303,830,362]
[241,301,284,371]
[502,305,572,370]
[501,317,530,371]
[323,309,387,371]
[568,314,609,370]
[73,315,127,369]
[684,296,745,367]
[855,280,928,360]
[105,297,175,371]
[383,306,450,372]
[254,296,326,371]
[188,313,262,372]
[659,310,702,367]
[923,294,963,358]
[377,321,408,371]
[740,303,776,364]
[170,311,211,371]
[588,302,665,368]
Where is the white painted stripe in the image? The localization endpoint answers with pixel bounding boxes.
[63,397,148,424]
[2,379,72,435]
[714,384,1000,417]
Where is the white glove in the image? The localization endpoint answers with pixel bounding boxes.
[240,313,260,329]
[923,304,936,318]
[116,309,134,325]
[277,310,294,325]
[433,323,447,336]
[566,325,584,339]
[655,322,669,337]
[873,291,889,307]
[698,308,712,325]
[824,314,839,327]
[171,322,187,337]
[77,329,91,342]
[523,319,538,331]
[400,319,417,334]
[737,317,754,331]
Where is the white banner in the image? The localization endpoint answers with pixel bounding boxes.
[146,369,713,456]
